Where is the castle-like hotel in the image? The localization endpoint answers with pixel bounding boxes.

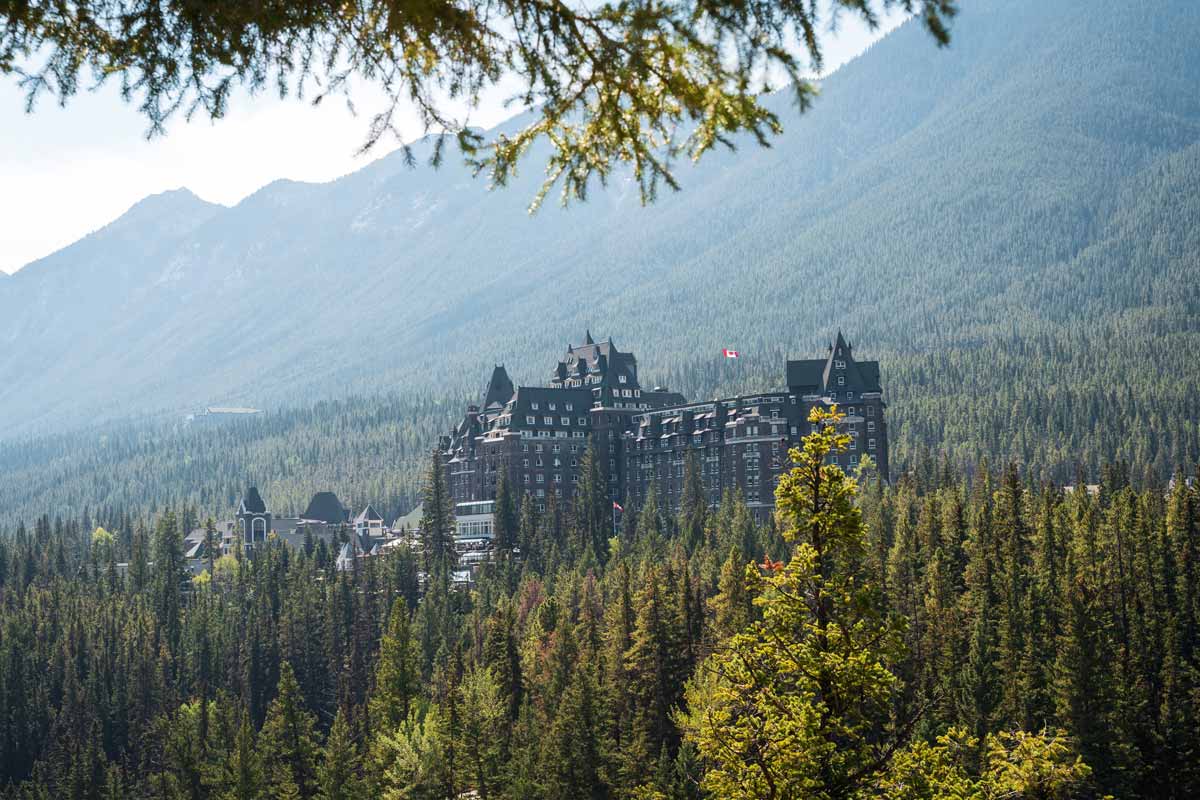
[441,331,888,520]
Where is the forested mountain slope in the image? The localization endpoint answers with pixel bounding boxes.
[1,0,1198,523]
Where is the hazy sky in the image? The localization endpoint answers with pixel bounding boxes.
[0,12,902,275]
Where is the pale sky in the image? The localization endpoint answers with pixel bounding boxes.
[0,12,903,275]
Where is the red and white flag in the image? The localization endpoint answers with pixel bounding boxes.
[613,501,624,513]
[722,348,739,358]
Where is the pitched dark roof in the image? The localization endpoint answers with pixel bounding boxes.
[303,491,349,524]
[483,364,515,409]
[240,486,267,514]
[354,504,383,524]
[786,359,825,391]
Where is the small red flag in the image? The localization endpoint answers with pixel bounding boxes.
[722,348,739,358]
[613,501,624,513]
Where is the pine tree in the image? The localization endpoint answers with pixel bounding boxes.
[625,566,686,785]
[542,663,608,800]
[259,662,320,799]
[681,406,904,800]
[456,664,506,799]
[994,462,1031,728]
[420,448,455,576]
[708,547,751,643]
[492,472,517,555]
[370,599,420,736]
[678,451,708,553]
[317,708,363,800]
[482,601,522,724]
[218,715,265,800]
[151,510,185,656]
[574,440,610,565]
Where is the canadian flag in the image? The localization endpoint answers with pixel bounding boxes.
[722,348,740,358]
[613,501,624,513]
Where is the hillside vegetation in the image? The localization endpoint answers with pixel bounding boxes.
[1,0,1199,525]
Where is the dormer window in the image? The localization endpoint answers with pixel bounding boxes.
[549,402,557,411]
[618,375,627,384]
[837,376,845,386]
[565,403,573,411]
[531,402,539,410]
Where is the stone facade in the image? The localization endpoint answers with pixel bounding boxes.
[441,331,888,520]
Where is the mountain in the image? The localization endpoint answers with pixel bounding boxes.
[1,0,1198,479]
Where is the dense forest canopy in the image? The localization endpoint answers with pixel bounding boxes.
[0,413,1195,798]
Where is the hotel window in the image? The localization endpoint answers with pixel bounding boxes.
[837,376,845,386]
[835,360,845,369]
[554,474,562,483]
[535,444,543,452]
[537,474,545,483]
[544,416,553,425]
[523,475,530,483]
[869,438,877,450]
[578,417,587,426]
[526,415,535,425]
[847,391,855,400]
[867,406,875,416]
[867,421,876,432]
[521,443,529,452]
[523,459,529,467]
[562,416,570,425]
[552,444,560,453]
[849,438,857,450]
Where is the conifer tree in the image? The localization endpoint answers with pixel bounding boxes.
[260,662,320,800]
[370,599,421,736]
[543,663,609,800]
[456,664,507,799]
[681,406,904,800]
[574,440,610,565]
[151,510,185,656]
[317,708,363,800]
[420,448,455,576]
[625,567,685,785]
[708,547,752,643]
[219,715,265,800]
[492,472,517,555]
[482,601,523,724]
[678,451,708,552]
[994,463,1031,729]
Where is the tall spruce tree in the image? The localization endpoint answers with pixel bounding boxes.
[260,662,321,800]
[420,448,455,577]
[681,406,904,800]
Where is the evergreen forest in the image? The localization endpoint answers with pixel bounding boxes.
[0,412,1198,798]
